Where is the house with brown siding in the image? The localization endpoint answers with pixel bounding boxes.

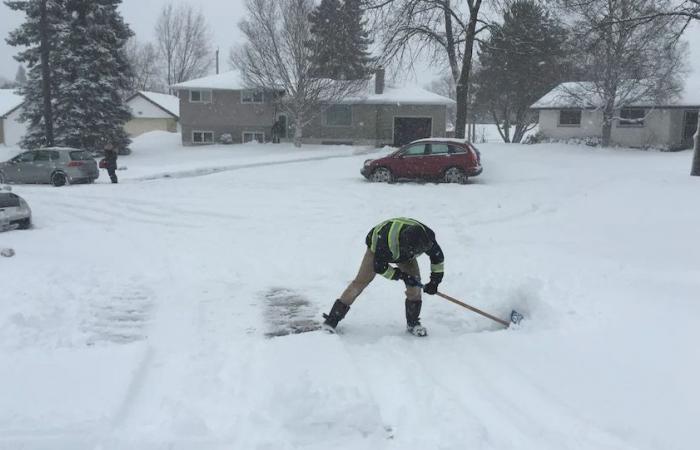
[171,69,454,147]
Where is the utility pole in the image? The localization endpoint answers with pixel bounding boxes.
[691,113,700,176]
[215,48,219,74]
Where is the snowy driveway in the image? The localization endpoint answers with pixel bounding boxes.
[1,140,698,449]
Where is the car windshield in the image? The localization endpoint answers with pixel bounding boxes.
[0,193,20,208]
[70,150,93,161]
[12,152,35,163]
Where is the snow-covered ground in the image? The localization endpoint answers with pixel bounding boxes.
[1,133,698,450]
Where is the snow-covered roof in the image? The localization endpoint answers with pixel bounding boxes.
[0,89,23,117]
[170,71,455,106]
[171,71,246,91]
[341,78,455,106]
[130,91,180,118]
[531,80,700,109]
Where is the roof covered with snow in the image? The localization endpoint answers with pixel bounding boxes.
[130,91,180,118]
[531,80,700,109]
[170,71,455,106]
[171,71,246,91]
[341,79,455,106]
[0,89,23,117]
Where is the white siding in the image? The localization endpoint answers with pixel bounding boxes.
[538,110,602,140]
[611,109,671,147]
[538,108,676,147]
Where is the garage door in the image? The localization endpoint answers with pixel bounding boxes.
[393,117,432,147]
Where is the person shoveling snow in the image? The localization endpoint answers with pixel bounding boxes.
[322,218,445,337]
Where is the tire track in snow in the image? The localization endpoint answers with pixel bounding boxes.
[131,152,365,182]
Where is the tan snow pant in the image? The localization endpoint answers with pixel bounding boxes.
[339,248,421,305]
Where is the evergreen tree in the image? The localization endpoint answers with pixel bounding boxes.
[51,0,134,151]
[474,1,570,143]
[5,0,66,148]
[308,0,374,80]
[6,0,133,150]
[15,65,27,85]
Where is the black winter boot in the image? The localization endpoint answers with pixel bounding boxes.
[405,299,427,337]
[322,299,350,330]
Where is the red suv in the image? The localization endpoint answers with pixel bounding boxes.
[361,138,482,184]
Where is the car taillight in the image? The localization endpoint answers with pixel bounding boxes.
[67,161,84,167]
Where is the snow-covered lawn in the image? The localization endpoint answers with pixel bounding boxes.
[1,134,698,450]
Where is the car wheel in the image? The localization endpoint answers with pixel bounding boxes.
[18,218,31,230]
[444,167,468,184]
[51,172,67,187]
[370,167,393,183]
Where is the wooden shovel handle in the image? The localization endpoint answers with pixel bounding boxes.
[435,291,511,327]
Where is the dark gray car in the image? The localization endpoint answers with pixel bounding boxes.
[0,148,99,186]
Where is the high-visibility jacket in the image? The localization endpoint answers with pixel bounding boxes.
[364,218,445,281]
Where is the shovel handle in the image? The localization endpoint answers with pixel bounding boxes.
[435,291,511,327]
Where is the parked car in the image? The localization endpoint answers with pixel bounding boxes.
[361,138,482,184]
[0,148,99,187]
[0,186,31,231]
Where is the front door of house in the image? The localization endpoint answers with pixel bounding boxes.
[682,110,698,148]
[277,114,288,139]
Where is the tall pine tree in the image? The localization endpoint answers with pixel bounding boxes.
[5,0,65,148]
[308,0,374,80]
[6,0,133,150]
[474,0,569,143]
[52,0,133,151]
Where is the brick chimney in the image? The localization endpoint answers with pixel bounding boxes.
[375,67,385,95]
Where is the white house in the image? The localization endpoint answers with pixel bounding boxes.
[531,82,700,149]
[0,89,25,146]
[124,91,179,137]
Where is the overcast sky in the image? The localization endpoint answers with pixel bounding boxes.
[1,0,699,88]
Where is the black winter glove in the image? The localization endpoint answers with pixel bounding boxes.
[423,280,439,295]
[423,272,443,295]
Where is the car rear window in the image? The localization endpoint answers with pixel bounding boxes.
[0,193,20,208]
[70,150,93,161]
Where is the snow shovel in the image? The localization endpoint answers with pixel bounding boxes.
[435,291,523,327]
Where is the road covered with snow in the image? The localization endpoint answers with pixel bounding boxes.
[1,133,698,449]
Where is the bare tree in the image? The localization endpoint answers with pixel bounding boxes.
[366,0,488,139]
[428,74,457,132]
[125,38,163,93]
[233,0,364,147]
[561,0,687,147]
[155,2,212,90]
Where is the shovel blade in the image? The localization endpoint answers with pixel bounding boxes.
[510,310,524,325]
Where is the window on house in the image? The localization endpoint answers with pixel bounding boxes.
[243,132,265,143]
[241,90,264,104]
[190,90,212,103]
[325,105,352,126]
[559,110,582,126]
[618,108,645,127]
[192,131,214,144]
